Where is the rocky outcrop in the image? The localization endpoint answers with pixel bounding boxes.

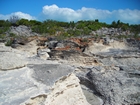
[84,39,137,55]
[49,50,100,66]
[91,27,132,36]
[0,34,140,105]
[0,52,27,70]
[76,65,140,105]
[9,25,38,36]
[0,43,27,70]
[0,60,90,105]
[13,40,39,56]
[24,73,90,105]
[76,39,140,105]
[37,48,50,60]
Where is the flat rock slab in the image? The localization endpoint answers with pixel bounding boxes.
[0,64,74,105]
[0,52,27,70]
[28,64,74,86]
[0,67,39,105]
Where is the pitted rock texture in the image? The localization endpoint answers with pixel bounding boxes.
[0,67,40,105]
[10,25,38,36]
[0,36,140,105]
[24,73,90,105]
[75,64,140,105]
[0,54,90,105]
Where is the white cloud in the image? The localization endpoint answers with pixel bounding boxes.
[42,4,80,21]
[112,9,140,23]
[42,4,140,24]
[0,5,139,24]
[0,12,35,20]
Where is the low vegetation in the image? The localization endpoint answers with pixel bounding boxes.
[0,16,140,42]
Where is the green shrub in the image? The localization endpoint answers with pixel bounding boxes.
[5,39,13,46]
[0,34,6,39]
[9,33,17,37]
[133,34,140,39]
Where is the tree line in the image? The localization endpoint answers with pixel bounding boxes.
[0,16,140,37]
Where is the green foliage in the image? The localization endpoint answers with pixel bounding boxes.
[0,20,11,27]
[95,19,99,22]
[16,19,29,26]
[5,39,13,46]
[0,34,6,39]
[0,20,11,34]
[0,27,9,34]
[133,34,140,39]
[117,35,128,39]
[130,24,140,35]
[0,18,140,40]
[9,33,17,37]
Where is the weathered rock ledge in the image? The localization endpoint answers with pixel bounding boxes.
[0,36,140,105]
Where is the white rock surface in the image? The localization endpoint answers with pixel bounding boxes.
[84,40,136,55]
[37,48,50,60]
[0,43,27,70]
[24,73,90,105]
[1,37,139,105]
[0,67,45,105]
[15,40,39,57]
[10,25,38,36]
[0,52,27,70]
[0,43,90,105]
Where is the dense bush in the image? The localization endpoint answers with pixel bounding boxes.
[0,18,140,40]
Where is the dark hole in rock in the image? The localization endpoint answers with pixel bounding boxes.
[18,42,25,45]
[93,60,98,63]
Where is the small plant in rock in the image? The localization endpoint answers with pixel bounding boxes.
[56,33,69,41]
[133,34,140,39]
[82,38,88,43]
[9,33,17,37]
[0,34,6,39]
[5,39,13,46]
[117,35,128,39]
[5,33,18,46]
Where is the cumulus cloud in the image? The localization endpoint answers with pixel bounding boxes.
[42,4,81,21]
[1,5,139,24]
[0,12,35,20]
[42,4,140,24]
[112,9,140,23]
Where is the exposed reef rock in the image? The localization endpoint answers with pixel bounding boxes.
[0,35,140,105]
[0,43,27,70]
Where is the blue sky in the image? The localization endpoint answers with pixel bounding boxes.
[0,0,140,24]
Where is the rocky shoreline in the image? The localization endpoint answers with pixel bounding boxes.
[0,26,140,105]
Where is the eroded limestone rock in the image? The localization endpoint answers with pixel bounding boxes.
[0,63,89,105]
[0,43,27,70]
[24,73,90,105]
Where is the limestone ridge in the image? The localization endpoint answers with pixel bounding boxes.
[10,25,38,36]
[7,25,137,37]
[0,25,140,105]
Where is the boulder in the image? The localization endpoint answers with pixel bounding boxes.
[47,41,58,49]
[55,42,65,48]
[38,51,50,60]
[10,25,38,36]
[37,48,51,60]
